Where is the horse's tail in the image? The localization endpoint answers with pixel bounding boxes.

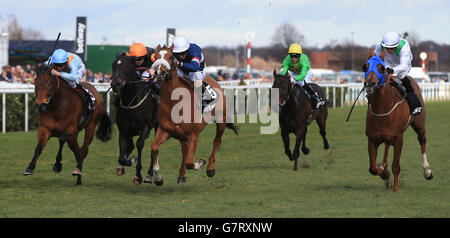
[226,123,239,136]
[96,110,113,142]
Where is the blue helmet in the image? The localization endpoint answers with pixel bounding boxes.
[51,49,68,64]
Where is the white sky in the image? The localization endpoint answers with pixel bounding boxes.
[1,0,449,48]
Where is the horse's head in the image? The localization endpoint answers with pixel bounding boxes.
[111,53,137,93]
[272,69,292,106]
[34,64,59,112]
[151,44,176,82]
[362,48,386,96]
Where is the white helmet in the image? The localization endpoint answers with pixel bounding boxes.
[381,31,401,48]
[172,36,190,53]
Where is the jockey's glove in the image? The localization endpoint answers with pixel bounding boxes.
[386,67,394,75]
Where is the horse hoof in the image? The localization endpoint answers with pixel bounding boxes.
[53,164,62,173]
[155,178,164,186]
[144,175,153,184]
[133,176,142,185]
[116,167,125,176]
[324,143,330,150]
[72,168,82,176]
[425,171,434,180]
[207,169,215,177]
[195,158,206,170]
[177,177,187,184]
[302,147,310,155]
[23,169,33,176]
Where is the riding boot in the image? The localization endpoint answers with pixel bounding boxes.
[400,77,422,115]
[303,83,324,109]
[76,84,95,113]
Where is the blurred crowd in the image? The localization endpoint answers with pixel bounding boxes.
[0,64,112,84]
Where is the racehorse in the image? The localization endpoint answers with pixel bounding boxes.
[111,53,159,184]
[272,70,330,170]
[149,44,238,185]
[363,48,433,191]
[25,64,112,185]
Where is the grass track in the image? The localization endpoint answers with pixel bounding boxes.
[0,101,449,217]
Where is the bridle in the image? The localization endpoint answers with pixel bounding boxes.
[112,56,152,109]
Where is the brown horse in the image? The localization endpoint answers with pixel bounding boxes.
[149,44,238,185]
[272,70,330,170]
[24,64,112,185]
[363,48,433,191]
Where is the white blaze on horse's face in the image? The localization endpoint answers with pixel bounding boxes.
[151,50,171,74]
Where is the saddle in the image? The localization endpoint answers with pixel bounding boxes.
[180,77,218,113]
[73,84,96,123]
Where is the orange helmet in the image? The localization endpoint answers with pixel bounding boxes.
[126,43,147,57]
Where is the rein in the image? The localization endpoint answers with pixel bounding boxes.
[280,82,294,107]
[113,57,153,109]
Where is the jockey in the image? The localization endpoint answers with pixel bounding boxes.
[126,43,160,99]
[45,48,95,111]
[281,43,325,109]
[172,35,206,108]
[374,31,422,115]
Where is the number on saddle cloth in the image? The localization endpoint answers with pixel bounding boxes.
[201,81,218,113]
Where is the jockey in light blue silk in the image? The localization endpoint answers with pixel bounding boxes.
[45,48,95,111]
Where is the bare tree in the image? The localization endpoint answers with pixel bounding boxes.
[271,23,305,49]
[7,15,44,40]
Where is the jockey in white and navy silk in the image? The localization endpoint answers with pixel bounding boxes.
[172,36,206,86]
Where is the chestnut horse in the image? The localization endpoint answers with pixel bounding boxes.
[363,48,433,191]
[149,44,238,185]
[272,70,330,170]
[24,64,112,185]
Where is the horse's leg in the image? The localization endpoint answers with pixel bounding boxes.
[368,138,381,176]
[293,128,305,171]
[150,129,171,186]
[281,128,293,161]
[392,135,404,192]
[145,128,157,184]
[178,139,188,183]
[301,127,310,155]
[205,122,226,178]
[180,134,199,183]
[116,133,135,176]
[133,127,151,185]
[65,132,83,185]
[52,136,66,173]
[80,123,97,161]
[411,119,433,180]
[316,114,330,150]
[378,143,390,181]
[24,126,51,175]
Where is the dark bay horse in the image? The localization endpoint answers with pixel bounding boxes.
[363,48,433,191]
[149,44,238,185]
[111,53,159,184]
[272,70,329,170]
[25,64,112,185]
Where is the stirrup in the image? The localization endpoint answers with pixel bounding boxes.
[411,107,422,115]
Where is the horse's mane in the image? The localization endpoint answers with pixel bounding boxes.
[35,63,51,76]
